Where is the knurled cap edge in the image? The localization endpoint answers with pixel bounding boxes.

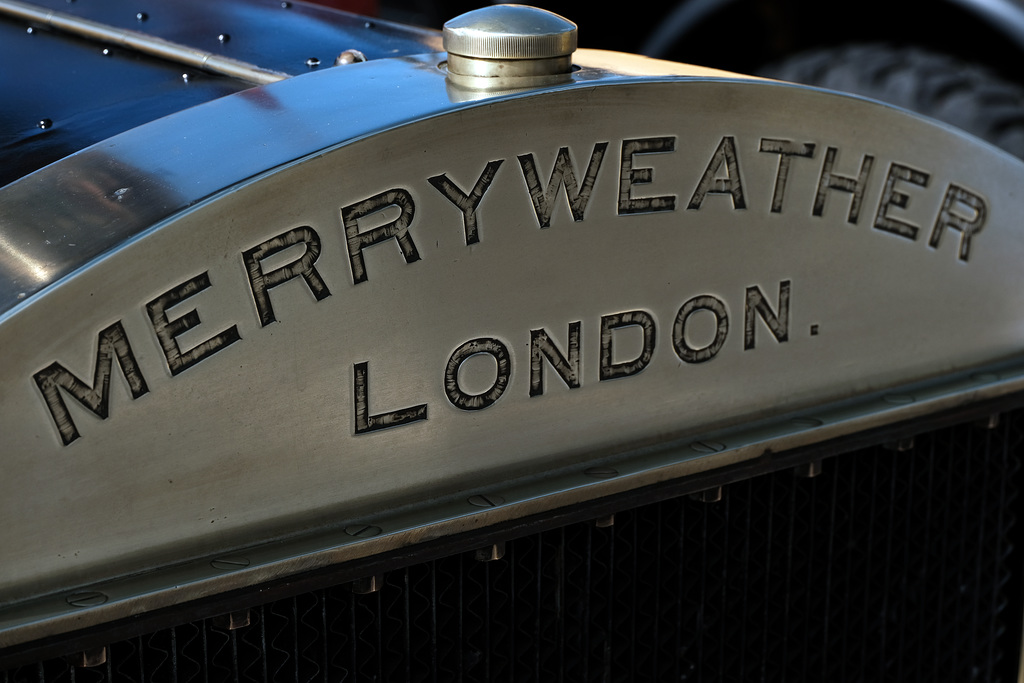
[444,5,577,60]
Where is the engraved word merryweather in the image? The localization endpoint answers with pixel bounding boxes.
[32,134,987,445]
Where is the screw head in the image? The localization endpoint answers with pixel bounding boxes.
[689,440,726,454]
[335,49,367,66]
[344,524,382,538]
[66,590,108,608]
[584,466,619,479]
[210,556,250,571]
[467,493,505,508]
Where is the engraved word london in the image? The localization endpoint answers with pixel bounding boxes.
[32,134,986,446]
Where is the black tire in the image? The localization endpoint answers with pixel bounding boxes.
[757,43,1024,159]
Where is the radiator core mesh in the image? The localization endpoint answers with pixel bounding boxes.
[4,414,1021,682]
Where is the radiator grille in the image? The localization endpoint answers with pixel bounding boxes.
[4,414,1021,682]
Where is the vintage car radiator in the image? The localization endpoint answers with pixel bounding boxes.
[4,413,1021,680]
[2,1,1023,681]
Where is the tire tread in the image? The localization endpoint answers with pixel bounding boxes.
[759,44,1024,158]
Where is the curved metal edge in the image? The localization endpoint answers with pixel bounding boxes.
[2,41,1002,324]
[945,0,1024,52]
[1,357,1021,648]
[0,49,750,321]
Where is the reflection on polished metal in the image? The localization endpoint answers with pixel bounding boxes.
[690,487,724,503]
[444,5,576,90]
[0,0,291,84]
[885,437,916,453]
[352,574,384,595]
[474,542,506,562]
[794,459,823,479]
[976,413,1001,429]
[335,49,367,66]
[212,609,251,631]
[4,45,1024,651]
[0,51,726,315]
[67,647,107,668]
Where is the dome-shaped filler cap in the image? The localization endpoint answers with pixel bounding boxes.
[444,4,577,60]
[443,5,578,90]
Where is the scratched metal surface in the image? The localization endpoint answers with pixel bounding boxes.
[3,50,1024,645]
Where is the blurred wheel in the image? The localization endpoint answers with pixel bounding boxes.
[759,43,1024,158]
